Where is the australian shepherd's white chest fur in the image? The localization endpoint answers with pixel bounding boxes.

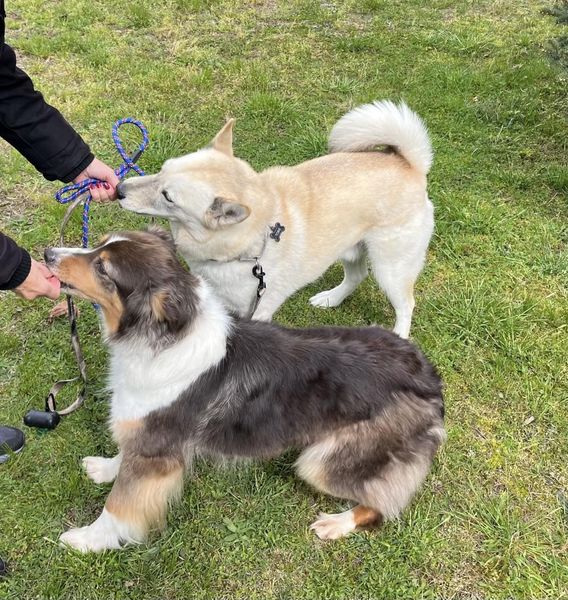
[45,229,444,553]
[108,284,231,424]
[116,100,435,338]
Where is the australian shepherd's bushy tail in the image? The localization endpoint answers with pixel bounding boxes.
[329,100,433,175]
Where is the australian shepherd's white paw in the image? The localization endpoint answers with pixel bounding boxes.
[59,525,120,553]
[59,509,139,553]
[310,510,357,540]
[82,455,121,484]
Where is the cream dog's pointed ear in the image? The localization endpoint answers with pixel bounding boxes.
[210,119,235,156]
[204,197,250,229]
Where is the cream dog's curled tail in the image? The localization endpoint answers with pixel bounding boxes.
[328,100,433,175]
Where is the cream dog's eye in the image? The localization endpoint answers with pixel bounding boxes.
[162,190,174,203]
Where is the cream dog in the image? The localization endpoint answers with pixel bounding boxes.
[116,100,434,338]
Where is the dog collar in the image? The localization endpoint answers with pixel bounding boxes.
[196,221,285,317]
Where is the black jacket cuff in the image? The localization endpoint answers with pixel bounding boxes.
[0,248,31,290]
[60,151,94,183]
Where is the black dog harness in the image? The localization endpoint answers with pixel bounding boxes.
[200,221,285,318]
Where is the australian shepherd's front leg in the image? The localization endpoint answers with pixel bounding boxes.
[60,452,184,552]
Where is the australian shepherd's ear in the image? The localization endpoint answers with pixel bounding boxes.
[111,231,199,344]
[120,280,197,344]
[146,226,175,246]
[148,286,193,333]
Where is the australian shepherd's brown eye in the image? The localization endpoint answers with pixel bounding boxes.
[162,190,174,204]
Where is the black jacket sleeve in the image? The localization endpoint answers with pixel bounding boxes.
[0,2,94,182]
[0,231,31,289]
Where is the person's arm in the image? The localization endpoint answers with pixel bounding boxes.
[0,231,31,290]
[0,42,93,182]
[0,3,118,199]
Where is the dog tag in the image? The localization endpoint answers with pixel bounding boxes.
[269,222,285,242]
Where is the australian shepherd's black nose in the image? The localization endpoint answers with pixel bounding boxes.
[47,227,445,552]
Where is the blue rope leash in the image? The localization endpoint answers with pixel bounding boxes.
[55,117,149,248]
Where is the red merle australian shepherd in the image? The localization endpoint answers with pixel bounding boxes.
[44,228,444,552]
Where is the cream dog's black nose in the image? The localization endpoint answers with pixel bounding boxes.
[44,247,55,264]
[116,182,126,200]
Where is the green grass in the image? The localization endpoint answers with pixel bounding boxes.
[1,0,567,598]
[544,0,568,72]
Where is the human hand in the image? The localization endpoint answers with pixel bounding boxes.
[15,259,61,300]
[73,157,120,202]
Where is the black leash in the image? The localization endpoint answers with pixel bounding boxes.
[23,201,90,430]
[23,122,148,430]
[23,296,86,430]
[250,260,267,317]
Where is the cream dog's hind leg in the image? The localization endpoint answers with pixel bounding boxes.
[309,244,368,309]
[365,201,434,339]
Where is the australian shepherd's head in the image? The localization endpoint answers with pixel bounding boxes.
[45,228,199,345]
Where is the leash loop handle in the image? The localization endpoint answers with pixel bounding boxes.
[111,117,149,180]
[54,118,149,248]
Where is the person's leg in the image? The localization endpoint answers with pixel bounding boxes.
[0,426,25,464]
